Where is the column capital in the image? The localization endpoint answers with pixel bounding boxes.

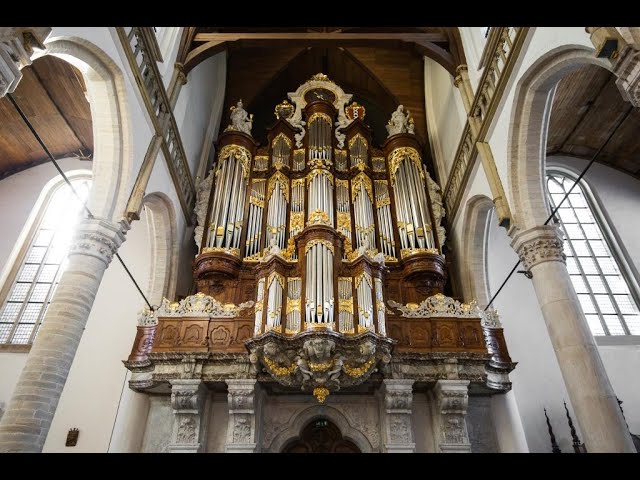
[434,379,470,413]
[433,379,472,453]
[225,379,259,452]
[511,225,565,270]
[68,218,129,266]
[0,27,51,97]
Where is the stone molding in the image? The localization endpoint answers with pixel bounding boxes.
[225,379,258,453]
[68,218,129,266]
[381,379,415,453]
[434,380,472,453]
[168,380,207,453]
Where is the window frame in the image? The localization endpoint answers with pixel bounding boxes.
[545,166,640,339]
[0,171,92,352]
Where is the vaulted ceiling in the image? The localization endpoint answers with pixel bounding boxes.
[0,55,93,180]
[547,64,640,179]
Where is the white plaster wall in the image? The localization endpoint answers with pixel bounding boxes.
[0,158,88,410]
[457,27,488,89]
[173,52,227,178]
[43,209,152,452]
[424,57,467,186]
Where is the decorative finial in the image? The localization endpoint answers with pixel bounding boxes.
[544,408,562,453]
[345,101,366,121]
[274,99,295,120]
[310,72,330,82]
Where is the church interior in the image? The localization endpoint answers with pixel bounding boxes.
[0,26,639,453]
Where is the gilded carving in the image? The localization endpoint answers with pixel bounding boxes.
[219,144,252,179]
[388,147,422,186]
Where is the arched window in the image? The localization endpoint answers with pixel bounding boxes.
[0,176,92,345]
[546,172,640,336]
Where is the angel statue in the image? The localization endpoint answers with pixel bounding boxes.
[227,99,254,136]
[385,105,414,137]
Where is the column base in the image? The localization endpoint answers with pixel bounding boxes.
[440,444,472,453]
[225,443,257,453]
[385,443,416,453]
[168,443,201,453]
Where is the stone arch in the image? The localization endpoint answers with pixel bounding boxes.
[507,44,612,231]
[266,405,374,453]
[141,192,178,304]
[460,195,495,306]
[33,36,133,222]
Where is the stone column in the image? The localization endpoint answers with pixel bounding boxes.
[380,379,415,453]
[433,380,472,453]
[0,218,128,452]
[168,380,208,453]
[511,225,635,452]
[225,379,259,453]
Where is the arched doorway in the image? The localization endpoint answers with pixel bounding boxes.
[282,418,361,453]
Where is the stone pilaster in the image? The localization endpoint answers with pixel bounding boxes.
[0,218,128,452]
[433,380,472,453]
[225,379,259,453]
[0,27,51,98]
[380,379,415,453]
[511,225,635,452]
[168,380,208,453]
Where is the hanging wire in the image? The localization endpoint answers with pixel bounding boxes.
[7,92,153,310]
[484,106,633,311]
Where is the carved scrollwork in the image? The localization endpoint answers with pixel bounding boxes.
[157,292,254,318]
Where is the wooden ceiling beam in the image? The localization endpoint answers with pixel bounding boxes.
[193,32,448,43]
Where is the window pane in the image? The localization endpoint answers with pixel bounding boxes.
[21,303,43,324]
[569,193,587,208]
[586,276,607,294]
[18,264,39,282]
[38,264,59,283]
[564,224,584,239]
[606,276,630,294]
[594,295,615,314]
[578,294,597,313]
[0,323,12,342]
[585,315,605,336]
[26,246,47,263]
[582,224,600,239]
[558,208,577,224]
[11,323,35,344]
[625,316,640,335]
[575,209,594,223]
[29,283,51,303]
[578,257,598,275]
[571,240,590,257]
[9,283,30,302]
[33,229,54,246]
[570,275,588,293]
[566,257,580,275]
[603,315,625,335]
[0,303,21,323]
[550,193,565,205]
[614,295,638,315]
[596,257,619,275]
[548,179,564,193]
[589,240,610,257]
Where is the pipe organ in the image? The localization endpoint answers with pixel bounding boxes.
[196,74,447,338]
[127,74,516,408]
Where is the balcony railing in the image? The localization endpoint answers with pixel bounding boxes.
[116,27,195,222]
[443,27,529,222]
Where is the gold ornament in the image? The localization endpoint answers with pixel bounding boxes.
[313,387,330,403]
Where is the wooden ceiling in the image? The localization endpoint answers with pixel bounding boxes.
[547,64,640,178]
[0,55,92,180]
[178,27,464,159]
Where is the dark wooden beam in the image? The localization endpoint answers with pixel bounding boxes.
[193,32,448,43]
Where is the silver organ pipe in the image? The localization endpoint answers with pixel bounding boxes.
[207,148,249,252]
[286,278,302,333]
[305,240,335,326]
[353,175,375,251]
[356,272,373,331]
[335,149,348,172]
[266,174,289,250]
[266,272,284,329]
[349,134,368,170]
[391,151,435,252]
[254,278,265,335]
[336,180,351,245]
[374,278,386,336]
[293,149,305,171]
[308,114,332,162]
[245,179,265,257]
[338,277,354,334]
[375,180,395,258]
[272,133,292,169]
[307,171,334,227]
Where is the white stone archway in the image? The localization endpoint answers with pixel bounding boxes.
[460,195,494,306]
[266,405,374,453]
[34,36,133,222]
[507,44,611,231]
[141,192,178,305]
